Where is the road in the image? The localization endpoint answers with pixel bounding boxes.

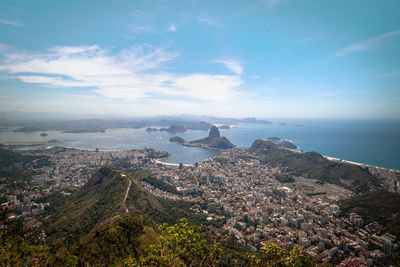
[122,174,131,213]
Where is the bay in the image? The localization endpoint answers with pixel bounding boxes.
[0,119,399,169]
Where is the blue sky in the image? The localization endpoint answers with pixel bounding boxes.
[0,0,399,118]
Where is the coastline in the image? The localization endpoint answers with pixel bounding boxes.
[153,159,194,167]
[2,140,398,172]
[265,144,399,172]
[323,155,399,172]
[2,141,61,146]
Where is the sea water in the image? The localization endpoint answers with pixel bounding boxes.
[219,119,400,170]
[0,119,399,169]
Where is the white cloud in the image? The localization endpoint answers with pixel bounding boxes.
[0,19,23,27]
[166,23,177,32]
[0,45,242,102]
[172,74,242,101]
[69,94,97,100]
[49,45,99,55]
[214,59,243,75]
[336,30,400,57]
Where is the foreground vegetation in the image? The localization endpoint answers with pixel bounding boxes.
[338,190,400,238]
[1,209,316,266]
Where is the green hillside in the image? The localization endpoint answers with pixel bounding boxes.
[0,148,51,192]
[41,166,211,265]
[338,190,400,238]
[41,166,163,264]
[0,148,51,169]
[249,139,380,192]
[45,167,131,244]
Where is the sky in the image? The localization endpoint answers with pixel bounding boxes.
[0,0,399,119]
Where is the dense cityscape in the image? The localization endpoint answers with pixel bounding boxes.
[1,141,399,265]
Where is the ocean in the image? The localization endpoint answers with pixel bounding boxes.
[0,119,399,170]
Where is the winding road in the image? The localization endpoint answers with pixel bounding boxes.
[121,174,131,213]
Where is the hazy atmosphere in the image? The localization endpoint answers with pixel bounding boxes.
[1,0,399,118]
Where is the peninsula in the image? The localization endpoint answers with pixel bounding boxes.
[170,125,235,150]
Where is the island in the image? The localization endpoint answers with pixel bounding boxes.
[160,125,187,133]
[146,125,187,133]
[169,125,235,150]
[218,125,231,130]
[169,136,185,144]
[145,127,159,132]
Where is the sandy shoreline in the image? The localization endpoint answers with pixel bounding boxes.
[3,141,61,145]
[323,155,398,172]
[153,159,194,167]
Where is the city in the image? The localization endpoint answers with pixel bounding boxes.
[1,144,399,265]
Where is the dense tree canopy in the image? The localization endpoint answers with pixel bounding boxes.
[249,243,316,267]
[125,218,222,266]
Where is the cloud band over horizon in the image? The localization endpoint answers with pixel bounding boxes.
[0,45,243,102]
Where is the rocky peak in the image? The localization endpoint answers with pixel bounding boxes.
[208,125,220,137]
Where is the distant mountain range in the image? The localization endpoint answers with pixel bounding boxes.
[0,112,271,133]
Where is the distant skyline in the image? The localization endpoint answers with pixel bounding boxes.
[0,0,399,119]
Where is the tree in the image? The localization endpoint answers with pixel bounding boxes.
[125,218,222,266]
[249,243,316,267]
[0,209,55,266]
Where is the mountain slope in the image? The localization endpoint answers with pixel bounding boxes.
[46,167,129,243]
[338,190,400,238]
[249,139,380,192]
[41,166,166,265]
[46,166,163,242]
